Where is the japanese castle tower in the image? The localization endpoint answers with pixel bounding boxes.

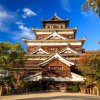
[22,14,86,91]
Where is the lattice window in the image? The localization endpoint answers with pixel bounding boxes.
[50,66,62,71]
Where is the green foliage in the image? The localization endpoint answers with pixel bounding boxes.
[0,42,25,70]
[0,42,25,95]
[72,85,80,92]
[0,42,25,83]
[82,0,100,17]
[77,51,100,86]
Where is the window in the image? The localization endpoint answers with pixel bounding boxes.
[48,26,50,28]
[53,25,58,28]
[43,25,45,28]
[38,36,42,39]
[61,25,64,28]
[68,35,72,39]
[50,66,62,70]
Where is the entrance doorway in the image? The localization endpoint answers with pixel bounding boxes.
[41,81,56,91]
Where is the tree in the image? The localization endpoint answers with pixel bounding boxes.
[82,0,100,17]
[0,42,25,70]
[0,42,25,95]
[77,51,100,95]
[77,51,100,82]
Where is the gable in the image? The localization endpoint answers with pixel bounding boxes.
[30,48,49,55]
[50,16,62,21]
[39,53,74,66]
[60,46,79,54]
[47,58,70,71]
[49,13,63,21]
[44,31,66,40]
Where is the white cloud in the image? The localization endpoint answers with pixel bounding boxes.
[22,8,37,18]
[15,22,35,39]
[0,5,15,32]
[16,21,23,25]
[0,5,35,40]
[0,11,13,19]
[60,0,71,12]
[0,22,8,32]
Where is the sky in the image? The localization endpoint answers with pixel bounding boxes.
[0,0,100,51]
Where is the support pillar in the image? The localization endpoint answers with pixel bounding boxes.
[96,87,100,96]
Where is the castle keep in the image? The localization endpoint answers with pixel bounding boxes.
[22,14,86,91]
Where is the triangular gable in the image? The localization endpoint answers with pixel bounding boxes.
[49,13,63,21]
[44,31,66,40]
[30,48,49,55]
[60,46,79,54]
[39,53,74,66]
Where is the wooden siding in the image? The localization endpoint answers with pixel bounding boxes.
[42,59,71,77]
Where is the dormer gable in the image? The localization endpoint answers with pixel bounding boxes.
[39,53,74,66]
[44,31,66,40]
[30,47,49,55]
[49,13,63,21]
[60,46,79,54]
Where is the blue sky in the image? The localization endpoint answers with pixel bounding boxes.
[0,0,100,51]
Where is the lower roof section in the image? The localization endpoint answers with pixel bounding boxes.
[24,72,85,82]
[22,38,86,46]
[13,67,41,70]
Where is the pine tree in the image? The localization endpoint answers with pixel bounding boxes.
[83,0,100,17]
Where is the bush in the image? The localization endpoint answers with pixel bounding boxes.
[72,85,80,92]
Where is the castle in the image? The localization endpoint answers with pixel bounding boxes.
[22,13,86,91]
